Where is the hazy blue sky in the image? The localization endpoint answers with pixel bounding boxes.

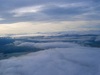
[0,0,100,34]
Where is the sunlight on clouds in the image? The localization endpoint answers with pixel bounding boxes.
[0,21,99,34]
[0,22,66,34]
[0,18,5,21]
[9,2,89,17]
[10,5,44,17]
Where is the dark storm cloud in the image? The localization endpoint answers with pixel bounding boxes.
[0,0,100,23]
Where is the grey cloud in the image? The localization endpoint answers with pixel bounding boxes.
[0,0,100,24]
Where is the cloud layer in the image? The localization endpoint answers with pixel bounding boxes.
[0,0,100,34]
[0,43,100,75]
[0,0,100,23]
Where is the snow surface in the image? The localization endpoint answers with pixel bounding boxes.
[0,42,100,75]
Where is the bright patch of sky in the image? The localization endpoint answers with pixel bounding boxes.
[0,0,100,34]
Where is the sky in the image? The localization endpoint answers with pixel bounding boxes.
[0,0,100,34]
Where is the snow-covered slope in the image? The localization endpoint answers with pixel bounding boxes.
[0,43,100,75]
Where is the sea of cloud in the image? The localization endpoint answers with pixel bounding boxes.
[0,44,100,75]
[0,32,100,75]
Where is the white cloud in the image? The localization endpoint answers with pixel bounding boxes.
[0,46,100,75]
[10,5,44,17]
[0,18,5,21]
[14,41,79,49]
[9,2,89,17]
[55,2,89,8]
